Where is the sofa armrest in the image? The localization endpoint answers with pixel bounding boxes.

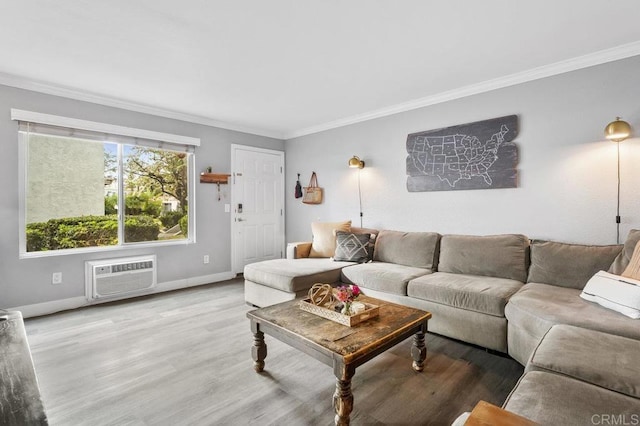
[287,242,312,259]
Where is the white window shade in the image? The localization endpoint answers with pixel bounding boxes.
[11,109,200,152]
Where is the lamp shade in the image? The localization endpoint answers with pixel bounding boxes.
[348,155,365,169]
[605,118,631,142]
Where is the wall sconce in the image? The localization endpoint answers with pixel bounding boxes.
[348,155,365,169]
[604,117,632,243]
[605,117,631,142]
[348,155,365,227]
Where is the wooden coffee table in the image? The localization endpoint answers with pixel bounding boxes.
[247,295,431,425]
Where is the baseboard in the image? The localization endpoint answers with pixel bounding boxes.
[11,296,89,319]
[10,271,237,319]
[155,271,237,292]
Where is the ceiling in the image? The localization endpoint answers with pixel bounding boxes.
[1,1,640,139]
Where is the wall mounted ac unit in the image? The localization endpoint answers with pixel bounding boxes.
[85,255,157,302]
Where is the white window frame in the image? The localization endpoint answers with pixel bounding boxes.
[13,109,200,258]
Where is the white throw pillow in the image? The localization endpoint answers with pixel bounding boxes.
[308,220,352,258]
[580,271,640,319]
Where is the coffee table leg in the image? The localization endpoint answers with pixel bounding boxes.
[333,363,355,426]
[411,330,427,372]
[250,321,267,373]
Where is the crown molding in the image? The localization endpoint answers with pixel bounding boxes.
[284,41,640,139]
[2,40,639,142]
[0,72,284,140]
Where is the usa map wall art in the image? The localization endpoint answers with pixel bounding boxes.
[406,115,519,192]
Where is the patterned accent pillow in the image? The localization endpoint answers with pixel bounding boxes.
[334,231,370,263]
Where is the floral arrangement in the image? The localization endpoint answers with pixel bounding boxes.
[334,284,361,315]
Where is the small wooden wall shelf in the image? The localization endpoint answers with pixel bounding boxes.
[200,173,230,184]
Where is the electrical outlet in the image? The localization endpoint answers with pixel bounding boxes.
[203,255,210,264]
[52,272,62,285]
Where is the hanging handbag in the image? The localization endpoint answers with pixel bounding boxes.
[302,172,323,204]
[294,173,303,199]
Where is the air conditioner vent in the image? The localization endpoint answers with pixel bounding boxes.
[86,255,157,302]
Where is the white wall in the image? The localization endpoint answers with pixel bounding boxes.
[3,55,639,312]
[0,84,284,309]
[285,56,640,246]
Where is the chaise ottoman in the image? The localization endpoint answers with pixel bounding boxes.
[503,324,640,425]
[244,258,354,307]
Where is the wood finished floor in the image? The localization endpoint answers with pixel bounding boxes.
[25,278,523,426]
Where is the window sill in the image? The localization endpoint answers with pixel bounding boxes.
[19,238,194,259]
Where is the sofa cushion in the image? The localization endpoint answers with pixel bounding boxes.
[411,298,509,352]
[527,325,640,399]
[609,229,640,274]
[527,239,621,289]
[407,272,523,317]
[244,258,353,292]
[340,262,431,296]
[505,283,640,344]
[373,230,440,270]
[438,234,529,282]
[333,231,370,263]
[309,220,351,258]
[503,371,640,426]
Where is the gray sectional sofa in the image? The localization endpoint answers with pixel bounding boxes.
[244,226,640,424]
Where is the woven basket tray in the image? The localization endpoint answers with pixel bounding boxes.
[299,298,379,327]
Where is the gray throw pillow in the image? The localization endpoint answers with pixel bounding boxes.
[334,231,370,263]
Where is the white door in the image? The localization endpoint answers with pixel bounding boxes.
[231,145,285,273]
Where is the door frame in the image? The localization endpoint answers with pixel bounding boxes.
[230,144,286,274]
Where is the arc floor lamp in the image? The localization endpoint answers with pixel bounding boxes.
[604,117,631,244]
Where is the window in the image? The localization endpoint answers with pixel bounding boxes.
[13,110,199,256]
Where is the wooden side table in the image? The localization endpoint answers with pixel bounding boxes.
[465,401,537,426]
